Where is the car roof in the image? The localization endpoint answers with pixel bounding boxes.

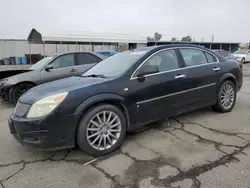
[49,51,106,60]
[133,44,211,52]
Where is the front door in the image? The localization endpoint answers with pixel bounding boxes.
[41,53,79,83]
[128,49,188,125]
[178,48,222,109]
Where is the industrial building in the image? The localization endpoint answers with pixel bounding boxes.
[0,28,147,64]
[0,28,241,65]
[147,41,240,52]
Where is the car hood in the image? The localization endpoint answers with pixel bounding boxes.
[19,76,109,104]
[0,69,32,80]
[3,70,39,86]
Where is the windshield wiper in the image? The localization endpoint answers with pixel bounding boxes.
[81,74,107,78]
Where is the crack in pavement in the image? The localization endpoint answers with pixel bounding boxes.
[0,182,5,188]
[0,149,96,184]
[90,151,126,188]
[183,120,250,139]
[192,178,201,188]
[171,117,243,150]
[151,141,250,187]
[131,141,182,172]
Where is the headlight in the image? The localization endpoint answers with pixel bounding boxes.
[27,92,68,118]
[0,79,7,87]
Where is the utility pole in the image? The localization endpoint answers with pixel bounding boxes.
[212,35,214,43]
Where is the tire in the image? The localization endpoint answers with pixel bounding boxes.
[241,58,245,64]
[212,80,236,113]
[10,83,34,104]
[77,104,127,156]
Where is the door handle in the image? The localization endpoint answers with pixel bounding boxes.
[70,69,77,72]
[213,67,220,71]
[175,74,186,79]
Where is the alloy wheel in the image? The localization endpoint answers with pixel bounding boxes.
[220,84,235,110]
[86,110,122,151]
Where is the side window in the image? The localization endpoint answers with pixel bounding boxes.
[179,49,207,67]
[77,53,101,65]
[204,52,217,63]
[137,49,179,74]
[51,54,74,68]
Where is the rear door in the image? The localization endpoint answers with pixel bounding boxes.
[75,53,102,75]
[178,48,222,109]
[41,53,78,83]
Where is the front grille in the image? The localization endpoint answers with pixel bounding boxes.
[14,102,31,118]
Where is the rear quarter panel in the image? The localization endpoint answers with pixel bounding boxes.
[218,60,242,89]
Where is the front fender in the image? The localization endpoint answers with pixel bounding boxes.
[73,93,126,123]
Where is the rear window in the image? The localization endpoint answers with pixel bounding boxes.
[204,52,217,63]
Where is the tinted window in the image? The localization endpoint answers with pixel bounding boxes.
[180,49,207,67]
[137,50,179,74]
[204,52,217,63]
[51,54,74,68]
[77,53,100,65]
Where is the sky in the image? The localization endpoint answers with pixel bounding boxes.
[0,0,249,42]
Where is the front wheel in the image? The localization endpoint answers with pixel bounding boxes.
[10,83,34,104]
[212,81,236,113]
[77,104,126,156]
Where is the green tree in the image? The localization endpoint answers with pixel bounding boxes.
[147,36,155,42]
[147,32,163,42]
[181,36,192,42]
[154,32,162,41]
[170,37,177,42]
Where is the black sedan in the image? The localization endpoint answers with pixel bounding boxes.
[0,52,106,103]
[9,44,243,156]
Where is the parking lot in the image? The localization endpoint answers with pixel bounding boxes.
[0,64,249,188]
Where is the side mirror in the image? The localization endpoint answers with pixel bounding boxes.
[137,65,159,78]
[45,65,53,71]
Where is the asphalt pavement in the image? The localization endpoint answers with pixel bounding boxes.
[0,64,250,188]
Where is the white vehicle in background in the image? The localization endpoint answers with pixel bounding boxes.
[233,50,250,64]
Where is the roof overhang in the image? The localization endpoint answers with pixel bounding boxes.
[27,28,147,44]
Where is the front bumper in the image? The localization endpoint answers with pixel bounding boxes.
[8,111,76,150]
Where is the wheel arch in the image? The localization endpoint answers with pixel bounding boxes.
[73,93,130,140]
[9,81,36,100]
[219,73,237,89]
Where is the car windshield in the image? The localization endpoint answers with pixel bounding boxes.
[234,50,247,55]
[29,57,53,70]
[82,50,148,77]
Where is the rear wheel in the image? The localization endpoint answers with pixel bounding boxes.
[77,104,126,156]
[10,83,34,104]
[241,58,245,64]
[212,81,236,113]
